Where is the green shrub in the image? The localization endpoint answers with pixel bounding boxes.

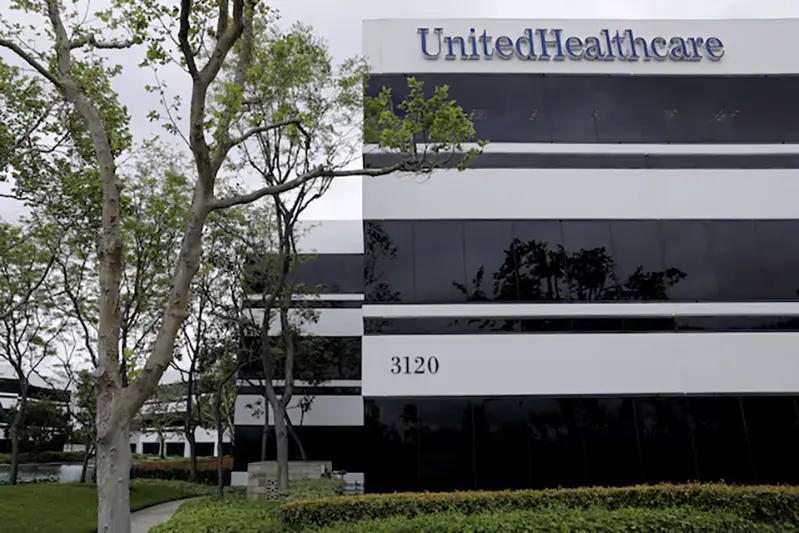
[280,483,799,530]
[279,478,346,502]
[0,450,86,464]
[309,507,787,533]
[149,498,282,533]
[131,462,231,485]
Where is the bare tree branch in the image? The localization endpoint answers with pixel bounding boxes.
[0,39,61,88]
[178,0,199,77]
[69,34,137,50]
[210,161,406,211]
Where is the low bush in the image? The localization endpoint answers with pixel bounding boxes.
[150,478,347,533]
[280,483,799,530]
[150,498,282,533]
[131,457,233,485]
[309,507,787,533]
[0,450,86,464]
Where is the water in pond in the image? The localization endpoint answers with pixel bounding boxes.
[0,463,95,484]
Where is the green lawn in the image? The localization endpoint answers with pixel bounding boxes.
[0,479,210,533]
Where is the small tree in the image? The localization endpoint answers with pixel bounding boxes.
[1,2,481,527]
[0,222,63,484]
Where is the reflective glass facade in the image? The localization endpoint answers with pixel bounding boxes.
[364,220,799,304]
[364,395,799,492]
[368,74,799,144]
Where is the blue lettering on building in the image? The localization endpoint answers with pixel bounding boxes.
[416,28,725,62]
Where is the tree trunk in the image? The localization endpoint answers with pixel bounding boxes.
[285,411,307,461]
[214,396,224,499]
[95,414,132,533]
[187,433,197,481]
[273,402,289,489]
[8,393,26,486]
[79,440,93,484]
[259,402,269,461]
[9,424,20,486]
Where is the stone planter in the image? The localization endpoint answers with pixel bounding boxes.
[246,460,332,500]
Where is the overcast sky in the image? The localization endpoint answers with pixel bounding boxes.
[3,0,799,382]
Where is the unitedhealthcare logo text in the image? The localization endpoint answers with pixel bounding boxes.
[417,28,725,62]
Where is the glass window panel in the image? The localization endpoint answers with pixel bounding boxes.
[417,398,475,491]
[591,76,644,143]
[369,74,799,143]
[546,76,598,142]
[708,221,768,301]
[689,396,754,484]
[473,398,531,490]
[364,221,414,303]
[511,221,567,302]
[561,221,616,301]
[610,221,672,301]
[755,220,799,300]
[581,397,642,487]
[364,399,419,493]
[660,221,720,301]
[525,397,587,489]
[634,397,697,484]
[463,221,516,301]
[413,221,466,303]
[742,397,799,485]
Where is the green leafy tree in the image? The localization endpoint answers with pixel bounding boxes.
[0,2,482,529]
[0,222,63,484]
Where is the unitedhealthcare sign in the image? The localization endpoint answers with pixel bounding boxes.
[417,28,726,62]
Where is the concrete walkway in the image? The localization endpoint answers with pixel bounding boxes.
[131,497,201,533]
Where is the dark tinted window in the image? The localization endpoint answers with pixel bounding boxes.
[708,221,767,301]
[581,398,642,487]
[610,221,669,301]
[635,397,697,484]
[660,221,719,301]
[363,395,799,493]
[755,220,799,299]
[462,221,515,301]
[364,221,413,302]
[292,254,363,294]
[511,220,566,302]
[413,221,465,303]
[367,74,799,143]
[473,399,531,490]
[689,396,753,483]
[526,398,587,488]
[417,398,475,491]
[364,219,799,304]
[742,397,799,484]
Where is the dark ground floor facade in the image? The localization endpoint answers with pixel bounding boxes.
[234,394,799,493]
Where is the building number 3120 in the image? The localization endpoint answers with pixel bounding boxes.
[390,356,440,375]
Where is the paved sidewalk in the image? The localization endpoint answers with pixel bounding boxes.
[131,497,201,533]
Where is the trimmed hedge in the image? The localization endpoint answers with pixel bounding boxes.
[310,507,787,533]
[280,483,799,530]
[0,450,86,464]
[150,478,346,533]
[131,458,232,485]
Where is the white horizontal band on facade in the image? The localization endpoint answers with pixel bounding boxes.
[361,332,799,397]
[246,293,364,302]
[244,308,363,336]
[362,301,799,318]
[365,18,799,75]
[363,143,799,156]
[237,379,362,388]
[362,168,799,220]
[234,394,363,427]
